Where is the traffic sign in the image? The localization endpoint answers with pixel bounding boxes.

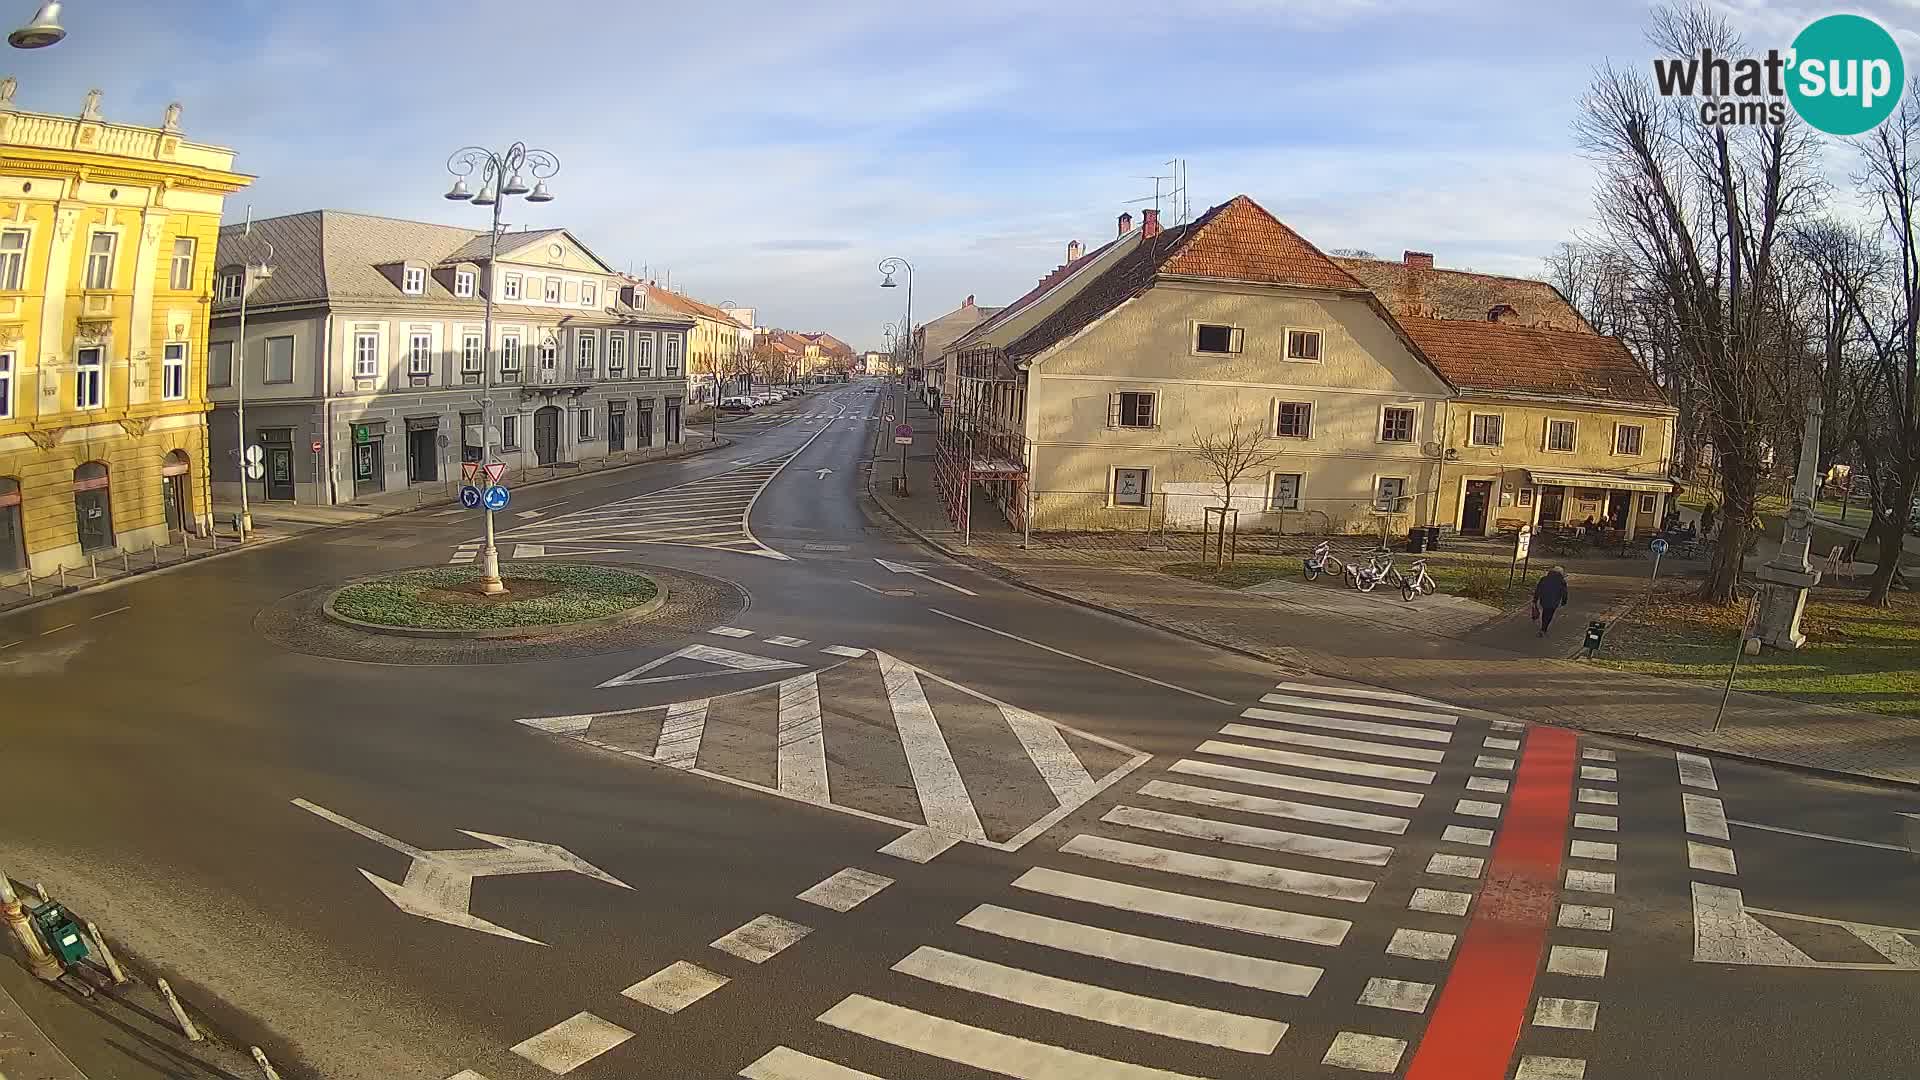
[244,444,264,464]
[460,485,482,509]
[311,439,323,455]
[485,462,507,485]
[245,462,265,480]
[1515,527,1532,560]
[484,485,510,511]
[896,424,912,439]
[1651,537,1669,556]
[894,435,914,445]
[885,412,895,422]
[461,461,480,483]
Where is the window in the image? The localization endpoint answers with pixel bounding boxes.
[1380,406,1416,442]
[636,333,655,376]
[454,270,475,298]
[265,335,293,384]
[219,272,243,301]
[159,342,188,400]
[502,413,519,450]
[1275,401,1312,438]
[208,341,233,387]
[499,333,522,381]
[75,346,103,408]
[1112,467,1150,507]
[354,332,379,378]
[0,229,26,289]
[402,266,425,295]
[1108,391,1155,428]
[84,231,117,290]
[582,281,597,307]
[1639,493,1657,513]
[462,333,483,374]
[537,336,557,373]
[1615,424,1644,456]
[1546,418,1577,452]
[169,237,195,291]
[1374,477,1407,512]
[1269,472,1302,511]
[1286,329,1322,361]
[578,406,594,440]
[1469,413,1503,447]
[0,352,12,418]
[1194,323,1242,354]
[577,331,597,374]
[607,331,626,376]
[503,273,522,300]
[544,277,561,303]
[664,333,683,375]
[1517,487,1535,508]
[409,331,433,376]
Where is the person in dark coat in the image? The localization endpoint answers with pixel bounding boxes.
[1534,566,1570,637]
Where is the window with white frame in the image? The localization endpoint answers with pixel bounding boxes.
[499,333,522,380]
[409,331,433,376]
[576,330,597,374]
[75,346,104,408]
[544,278,561,303]
[503,273,522,300]
[664,333,683,375]
[219,271,242,301]
[1108,391,1155,428]
[1380,406,1416,442]
[636,333,655,375]
[1374,476,1407,512]
[582,281,597,307]
[454,270,475,298]
[1546,418,1577,452]
[578,406,594,440]
[0,351,12,418]
[84,231,117,290]
[161,342,187,400]
[502,413,520,450]
[402,266,425,295]
[1112,467,1150,507]
[1639,493,1657,513]
[1615,423,1644,456]
[1469,412,1503,447]
[462,332,483,375]
[169,237,196,291]
[208,341,233,387]
[265,335,293,384]
[538,335,557,373]
[0,229,26,290]
[1285,329,1322,362]
[354,331,379,378]
[1269,472,1303,511]
[1274,401,1312,438]
[1517,487,1535,507]
[607,331,626,376]
[1194,323,1242,354]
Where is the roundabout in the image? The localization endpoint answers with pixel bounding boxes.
[323,562,665,638]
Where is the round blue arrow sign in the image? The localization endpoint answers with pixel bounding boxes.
[459,485,482,509]
[1651,538,1669,555]
[484,485,510,511]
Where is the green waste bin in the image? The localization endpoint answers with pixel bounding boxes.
[1584,621,1608,653]
[29,900,89,966]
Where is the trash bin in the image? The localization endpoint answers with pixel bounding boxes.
[28,900,88,966]
[1424,525,1443,551]
[1407,528,1428,554]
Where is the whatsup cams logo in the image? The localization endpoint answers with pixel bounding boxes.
[1653,13,1905,134]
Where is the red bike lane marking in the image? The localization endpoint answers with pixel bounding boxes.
[1405,725,1577,1080]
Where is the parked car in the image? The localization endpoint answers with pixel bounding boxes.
[718,397,755,414]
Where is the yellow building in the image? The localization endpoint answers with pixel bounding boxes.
[0,88,251,576]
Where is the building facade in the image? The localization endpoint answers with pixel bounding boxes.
[625,282,750,403]
[208,212,695,506]
[0,90,251,576]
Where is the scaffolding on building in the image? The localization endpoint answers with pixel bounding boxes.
[934,344,1029,543]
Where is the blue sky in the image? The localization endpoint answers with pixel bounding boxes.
[5,0,1915,346]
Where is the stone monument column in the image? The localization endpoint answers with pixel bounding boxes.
[1752,392,1824,650]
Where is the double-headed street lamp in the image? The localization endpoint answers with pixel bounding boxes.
[7,1,63,49]
[878,257,913,385]
[444,141,558,596]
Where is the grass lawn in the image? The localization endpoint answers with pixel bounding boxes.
[1593,581,1920,718]
[1163,555,1514,606]
[332,563,658,630]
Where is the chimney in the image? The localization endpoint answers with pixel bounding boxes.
[1142,209,1161,238]
[964,294,974,308]
[1067,240,1082,262]
[1403,251,1434,271]
[1118,211,1133,237]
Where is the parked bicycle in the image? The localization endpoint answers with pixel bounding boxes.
[1303,541,1347,582]
[1346,549,1396,593]
[1398,558,1436,601]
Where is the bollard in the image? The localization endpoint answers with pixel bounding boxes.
[85,921,127,984]
[251,1047,283,1080]
[0,874,62,981]
[88,554,97,579]
[31,883,46,905]
[58,565,66,588]
[156,978,203,1041]
[123,550,131,573]
[152,541,160,567]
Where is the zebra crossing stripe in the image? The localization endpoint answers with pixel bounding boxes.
[656,700,708,768]
[1000,703,1096,804]
[777,674,830,802]
[1271,681,1454,710]
[1239,707,1454,744]
[1259,692,1457,725]
[958,903,1322,996]
[1135,779,1411,835]
[1061,833,1375,903]
[1219,723,1448,763]
[740,1046,889,1080]
[1012,866,1351,946]
[1101,805,1396,866]
[1168,759,1424,808]
[893,946,1289,1052]
[1195,740,1437,785]
[878,651,986,841]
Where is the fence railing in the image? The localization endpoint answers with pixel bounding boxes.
[0,531,239,611]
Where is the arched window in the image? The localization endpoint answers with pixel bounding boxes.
[73,461,114,552]
[0,476,24,572]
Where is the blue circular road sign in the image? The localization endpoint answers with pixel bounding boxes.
[1651,538,1669,555]
[459,485,482,509]
[484,485,510,511]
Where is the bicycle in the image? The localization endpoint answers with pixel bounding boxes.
[1398,558,1436,601]
[1347,549,1395,593]
[1303,541,1347,582]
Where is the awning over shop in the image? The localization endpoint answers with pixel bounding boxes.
[1528,469,1678,495]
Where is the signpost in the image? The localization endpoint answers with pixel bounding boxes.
[485,462,507,485]
[1504,526,1533,602]
[244,443,265,481]
[460,485,482,510]
[1648,536,1669,600]
[895,423,913,497]
[1713,591,1763,732]
[310,438,323,455]
[484,485,510,512]
[462,461,481,484]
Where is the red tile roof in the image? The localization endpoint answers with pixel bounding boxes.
[1335,257,1594,333]
[1396,316,1666,407]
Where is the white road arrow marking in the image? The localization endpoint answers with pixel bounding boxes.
[292,799,630,946]
[598,642,806,688]
[815,469,834,479]
[875,557,977,596]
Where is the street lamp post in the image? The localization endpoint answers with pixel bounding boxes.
[879,257,913,399]
[444,141,558,596]
[232,235,275,541]
[7,1,63,49]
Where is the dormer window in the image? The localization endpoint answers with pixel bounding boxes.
[503,273,522,301]
[544,278,562,304]
[402,266,426,294]
[218,270,243,302]
[454,269,475,298]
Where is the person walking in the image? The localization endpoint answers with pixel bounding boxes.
[1533,565,1570,637]
[1699,501,1717,538]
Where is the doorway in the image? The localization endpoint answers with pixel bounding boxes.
[73,462,113,552]
[0,477,24,572]
[266,446,294,501]
[161,450,191,534]
[1539,485,1566,526]
[407,425,439,484]
[1607,491,1632,530]
[665,397,682,444]
[609,404,626,451]
[1461,479,1493,534]
[533,406,562,466]
[353,440,383,496]
[637,401,654,448]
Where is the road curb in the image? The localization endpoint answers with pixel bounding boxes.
[321,565,670,640]
[865,471,1920,793]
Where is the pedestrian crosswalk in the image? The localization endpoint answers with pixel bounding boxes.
[516,646,1150,850]
[489,454,797,561]
[735,679,1520,1079]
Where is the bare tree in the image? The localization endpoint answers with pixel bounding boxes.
[1326,247,1380,260]
[1573,2,1828,602]
[1188,408,1292,562]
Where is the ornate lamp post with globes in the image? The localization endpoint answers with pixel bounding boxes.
[443,141,558,596]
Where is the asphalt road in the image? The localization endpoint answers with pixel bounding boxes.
[2,382,1916,1080]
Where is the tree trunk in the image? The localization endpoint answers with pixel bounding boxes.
[1699,455,1760,603]
[1864,469,1917,606]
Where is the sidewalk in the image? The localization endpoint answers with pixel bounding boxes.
[0,958,247,1080]
[869,397,1920,786]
